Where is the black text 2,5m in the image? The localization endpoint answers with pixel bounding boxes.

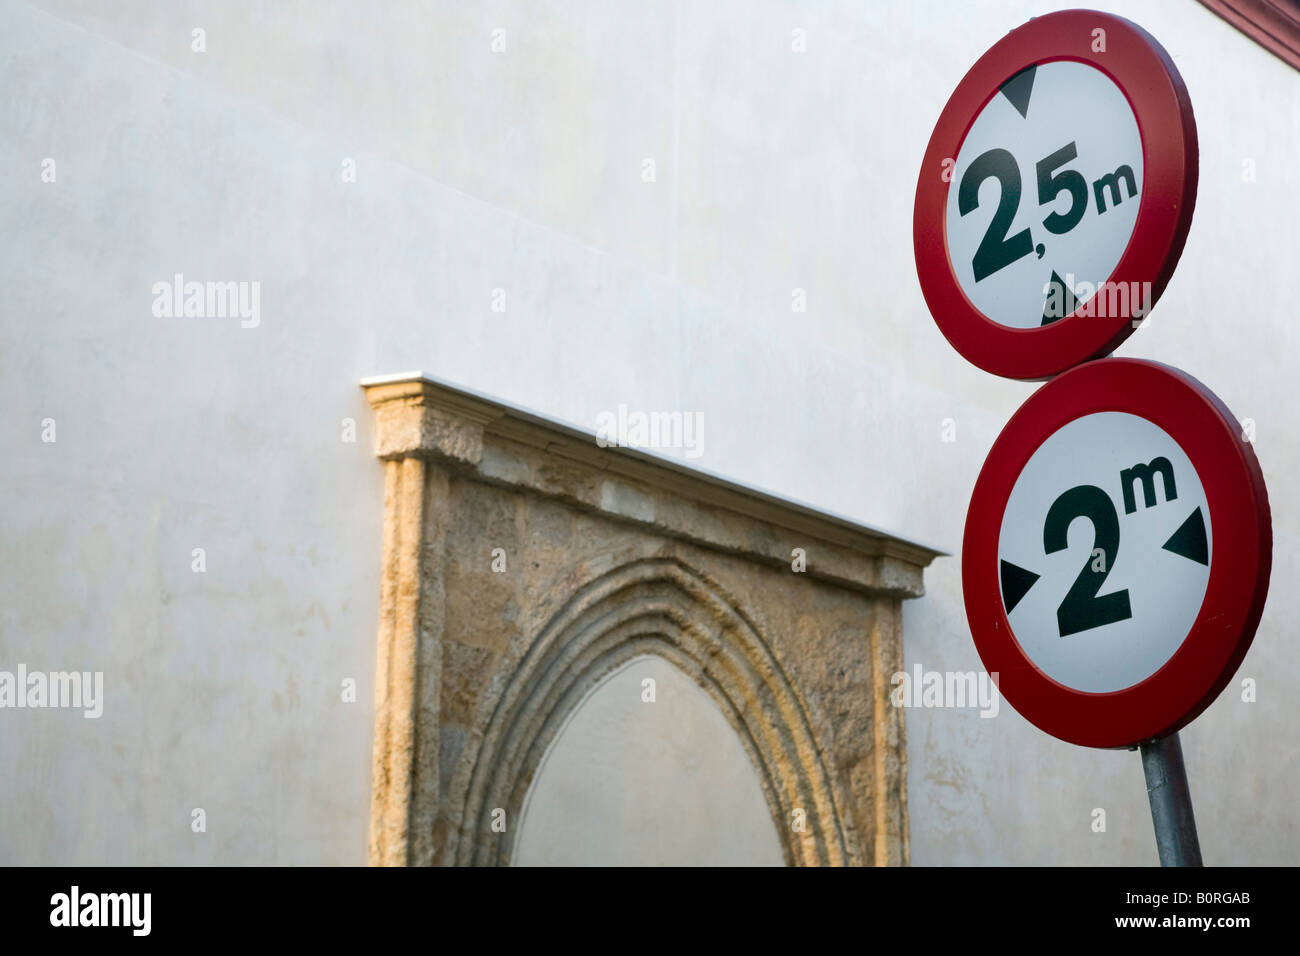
[959,142,1138,282]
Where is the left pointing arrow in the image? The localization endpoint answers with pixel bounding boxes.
[1000,559,1040,613]
[1162,506,1209,566]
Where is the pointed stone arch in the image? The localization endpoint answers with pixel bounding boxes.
[449,557,850,866]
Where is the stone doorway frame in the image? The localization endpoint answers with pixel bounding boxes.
[361,373,944,866]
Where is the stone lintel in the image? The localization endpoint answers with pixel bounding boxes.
[360,372,947,599]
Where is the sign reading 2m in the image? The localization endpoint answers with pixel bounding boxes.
[1001,455,1209,639]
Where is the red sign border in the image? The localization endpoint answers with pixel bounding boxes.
[913,10,1199,381]
[963,359,1271,748]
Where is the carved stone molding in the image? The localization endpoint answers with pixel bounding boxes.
[1196,0,1300,71]
[361,372,945,866]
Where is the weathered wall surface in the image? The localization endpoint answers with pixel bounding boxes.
[2,0,1296,863]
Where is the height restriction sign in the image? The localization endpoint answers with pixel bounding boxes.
[913,10,1198,379]
[917,8,1272,865]
[963,360,1271,749]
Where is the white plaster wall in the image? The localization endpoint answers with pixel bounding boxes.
[514,657,784,866]
[1,0,1295,864]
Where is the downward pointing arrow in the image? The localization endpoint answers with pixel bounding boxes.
[1000,65,1037,119]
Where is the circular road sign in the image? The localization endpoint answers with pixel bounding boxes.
[963,359,1270,748]
[914,11,1198,380]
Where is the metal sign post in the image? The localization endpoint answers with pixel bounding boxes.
[1140,733,1203,866]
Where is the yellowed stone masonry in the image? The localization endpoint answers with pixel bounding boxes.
[361,373,943,866]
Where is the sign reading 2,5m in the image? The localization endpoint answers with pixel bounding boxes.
[916,11,1199,377]
[960,140,1137,282]
[940,59,1147,333]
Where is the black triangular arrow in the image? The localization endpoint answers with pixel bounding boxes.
[1000,65,1037,119]
[1000,559,1040,613]
[1162,507,1209,566]
[1042,270,1079,325]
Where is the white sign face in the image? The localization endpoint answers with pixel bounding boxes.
[945,60,1144,329]
[997,412,1212,693]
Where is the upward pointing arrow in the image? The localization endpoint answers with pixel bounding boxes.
[1042,271,1080,325]
[1000,65,1037,119]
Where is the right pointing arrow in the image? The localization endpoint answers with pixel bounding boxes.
[1000,559,1040,614]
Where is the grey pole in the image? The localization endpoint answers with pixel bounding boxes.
[1139,732,1203,866]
